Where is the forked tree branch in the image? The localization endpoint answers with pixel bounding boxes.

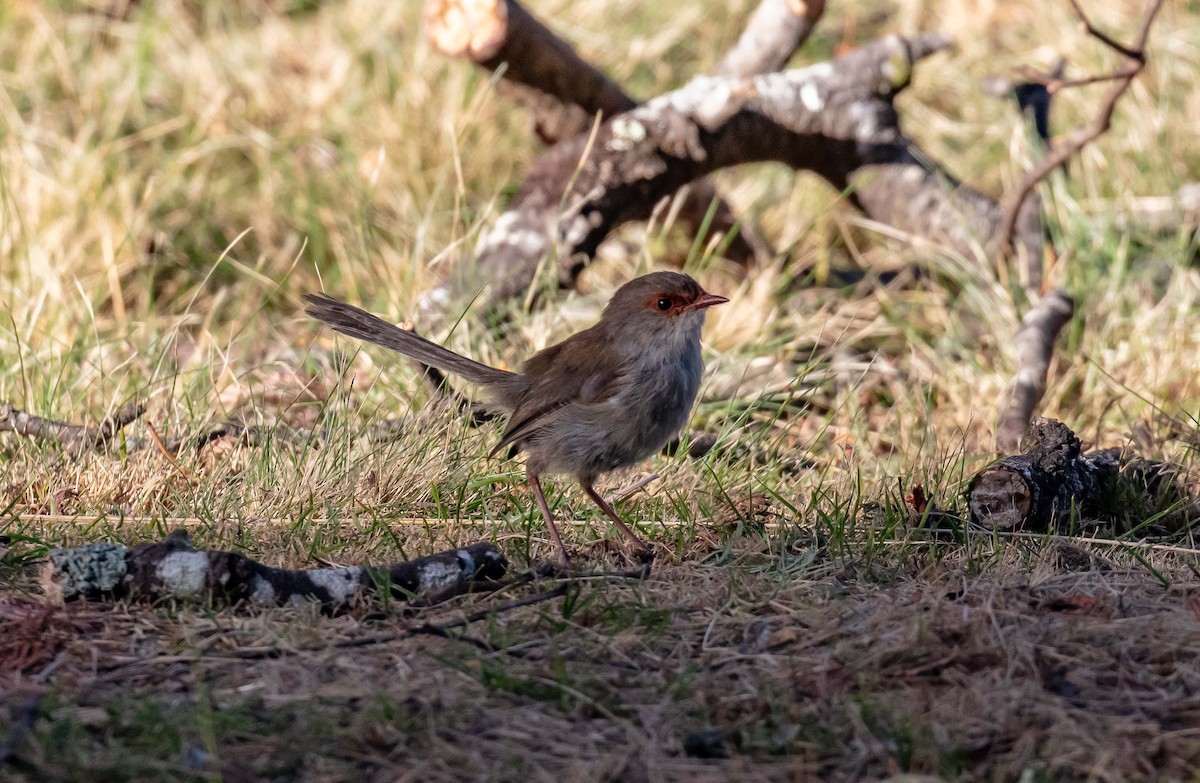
[431,34,1033,311]
[424,0,827,269]
[994,0,1165,258]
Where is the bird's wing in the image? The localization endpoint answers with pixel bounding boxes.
[490,329,625,458]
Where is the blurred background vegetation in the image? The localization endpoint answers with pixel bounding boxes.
[0,0,1198,517]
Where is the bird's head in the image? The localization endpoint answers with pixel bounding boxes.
[600,271,727,346]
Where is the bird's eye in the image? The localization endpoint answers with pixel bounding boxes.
[656,297,672,311]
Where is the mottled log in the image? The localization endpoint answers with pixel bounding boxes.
[42,529,507,608]
[968,418,1192,534]
[436,34,1031,312]
[996,289,1075,450]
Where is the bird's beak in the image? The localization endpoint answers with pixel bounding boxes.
[688,292,729,311]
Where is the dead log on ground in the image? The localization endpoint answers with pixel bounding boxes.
[968,417,1193,534]
[423,0,816,270]
[432,33,1043,312]
[42,529,507,608]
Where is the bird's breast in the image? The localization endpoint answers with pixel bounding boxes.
[611,343,703,452]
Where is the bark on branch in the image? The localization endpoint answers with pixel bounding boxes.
[714,0,825,78]
[41,529,507,608]
[437,34,1032,311]
[0,401,145,454]
[424,0,634,142]
[968,418,1193,534]
[996,288,1075,450]
[423,0,806,270]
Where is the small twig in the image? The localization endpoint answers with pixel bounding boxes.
[607,473,660,503]
[145,421,199,485]
[995,0,1165,258]
[1064,0,1148,62]
[1016,63,1142,94]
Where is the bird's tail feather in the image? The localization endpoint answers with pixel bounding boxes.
[303,293,517,388]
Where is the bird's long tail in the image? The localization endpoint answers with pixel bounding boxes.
[304,293,517,388]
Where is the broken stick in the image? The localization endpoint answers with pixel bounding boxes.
[42,529,507,608]
[423,0,785,269]
[0,401,144,454]
[968,417,1192,534]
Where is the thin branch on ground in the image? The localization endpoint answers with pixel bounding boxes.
[0,401,144,455]
[42,529,508,608]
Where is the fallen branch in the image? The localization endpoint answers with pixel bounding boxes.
[0,401,144,454]
[996,288,1075,450]
[968,417,1193,534]
[424,0,800,269]
[42,529,507,608]
[424,0,634,143]
[994,0,1166,259]
[439,34,1027,311]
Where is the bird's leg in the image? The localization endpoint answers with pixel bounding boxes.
[581,484,650,556]
[528,472,571,568]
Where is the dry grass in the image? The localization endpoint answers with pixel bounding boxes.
[3,0,1200,779]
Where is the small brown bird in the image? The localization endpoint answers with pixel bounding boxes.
[304,272,727,565]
